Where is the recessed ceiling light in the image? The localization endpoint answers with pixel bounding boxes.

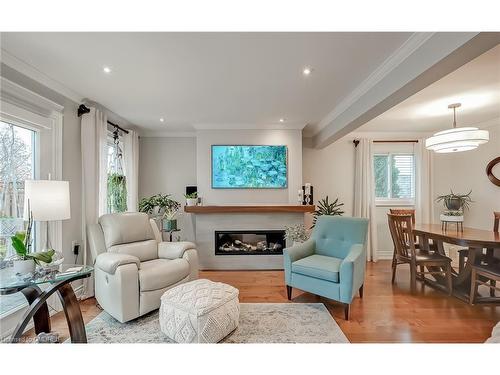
[159,117,164,122]
[103,66,112,74]
[279,118,285,123]
[302,66,313,76]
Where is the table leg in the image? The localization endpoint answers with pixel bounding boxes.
[57,283,87,343]
[10,276,88,343]
[20,285,51,335]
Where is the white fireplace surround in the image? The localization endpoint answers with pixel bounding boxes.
[187,128,306,269]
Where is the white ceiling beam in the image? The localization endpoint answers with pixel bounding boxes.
[311,32,500,149]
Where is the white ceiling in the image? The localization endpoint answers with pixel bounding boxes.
[0,32,412,133]
[357,43,500,134]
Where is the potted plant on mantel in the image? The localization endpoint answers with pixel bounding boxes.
[184,192,198,206]
[138,194,181,231]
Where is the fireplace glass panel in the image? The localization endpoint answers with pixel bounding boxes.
[215,230,285,255]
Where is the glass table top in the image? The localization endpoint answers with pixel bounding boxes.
[0,264,93,293]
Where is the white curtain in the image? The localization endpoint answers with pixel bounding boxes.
[415,139,434,224]
[123,129,140,212]
[353,139,378,262]
[80,107,108,298]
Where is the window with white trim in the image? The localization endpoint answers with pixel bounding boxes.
[374,153,415,205]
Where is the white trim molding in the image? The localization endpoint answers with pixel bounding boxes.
[1,49,84,104]
[310,33,435,136]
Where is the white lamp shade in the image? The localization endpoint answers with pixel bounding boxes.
[24,180,71,221]
[425,127,489,153]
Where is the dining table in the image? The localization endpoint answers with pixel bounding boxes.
[413,224,500,303]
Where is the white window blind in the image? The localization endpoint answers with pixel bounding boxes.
[374,153,415,204]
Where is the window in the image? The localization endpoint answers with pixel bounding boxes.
[0,121,38,323]
[374,153,415,205]
[0,121,37,258]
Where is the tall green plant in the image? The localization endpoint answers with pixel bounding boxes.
[107,173,127,213]
[311,196,345,228]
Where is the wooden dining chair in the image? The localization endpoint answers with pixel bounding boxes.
[388,213,453,295]
[469,263,500,304]
[459,211,500,272]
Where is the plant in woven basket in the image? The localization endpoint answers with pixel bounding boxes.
[311,196,345,228]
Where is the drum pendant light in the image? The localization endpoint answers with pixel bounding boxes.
[425,103,489,153]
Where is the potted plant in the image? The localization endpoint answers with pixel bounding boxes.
[163,205,179,231]
[10,221,55,275]
[138,194,181,231]
[436,190,473,212]
[311,196,345,228]
[284,224,310,246]
[184,192,198,206]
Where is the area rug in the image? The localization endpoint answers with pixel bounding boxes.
[82,303,349,343]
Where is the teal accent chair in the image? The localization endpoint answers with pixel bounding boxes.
[283,216,369,320]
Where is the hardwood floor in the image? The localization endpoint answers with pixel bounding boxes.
[24,260,500,343]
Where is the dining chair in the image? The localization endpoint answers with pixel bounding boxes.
[469,263,500,304]
[469,212,500,303]
[389,208,437,277]
[459,211,500,272]
[388,213,453,295]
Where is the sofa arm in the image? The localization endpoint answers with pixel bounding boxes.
[183,248,199,281]
[158,241,196,260]
[283,239,315,284]
[95,252,140,275]
[339,244,366,303]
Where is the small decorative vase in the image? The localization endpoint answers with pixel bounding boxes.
[186,198,198,206]
[13,259,35,275]
[163,219,178,231]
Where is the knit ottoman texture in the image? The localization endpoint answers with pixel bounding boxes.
[159,279,240,343]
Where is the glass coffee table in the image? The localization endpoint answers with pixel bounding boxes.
[0,264,93,343]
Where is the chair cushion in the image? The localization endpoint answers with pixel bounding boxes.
[109,239,158,262]
[139,258,190,292]
[100,212,155,248]
[292,254,342,283]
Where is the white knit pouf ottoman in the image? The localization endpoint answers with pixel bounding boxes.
[159,279,240,343]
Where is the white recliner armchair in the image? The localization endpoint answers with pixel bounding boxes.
[88,212,198,323]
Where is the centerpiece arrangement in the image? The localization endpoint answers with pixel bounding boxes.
[436,190,472,230]
[138,194,181,231]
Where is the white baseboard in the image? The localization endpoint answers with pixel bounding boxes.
[376,249,393,260]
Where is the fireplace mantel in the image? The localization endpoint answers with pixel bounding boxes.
[184,204,315,214]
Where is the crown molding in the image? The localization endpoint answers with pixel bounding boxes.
[0,77,63,116]
[309,33,435,136]
[139,130,197,138]
[193,122,306,130]
[1,48,84,104]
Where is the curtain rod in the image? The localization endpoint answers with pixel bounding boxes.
[77,104,129,134]
[353,139,418,147]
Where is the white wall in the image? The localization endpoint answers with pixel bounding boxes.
[433,125,500,230]
[196,129,302,204]
[139,136,197,241]
[303,136,356,216]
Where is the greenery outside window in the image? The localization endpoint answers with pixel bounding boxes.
[107,132,127,213]
[374,153,415,206]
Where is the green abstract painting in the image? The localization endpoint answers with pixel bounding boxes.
[212,145,287,188]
